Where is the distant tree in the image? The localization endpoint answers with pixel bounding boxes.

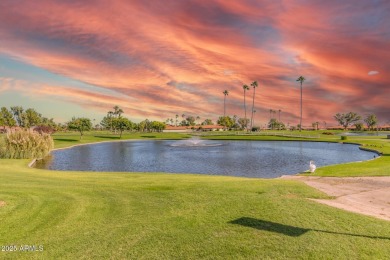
[268,119,286,130]
[40,117,58,129]
[113,106,124,117]
[100,116,111,130]
[296,76,306,132]
[179,119,188,126]
[107,111,114,131]
[238,118,250,130]
[312,122,319,130]
[364,114,377,131]
[242,84,250,131]
[112,117,133,138]
[0,107,16,130]
[354,122,364,131]
[223,90,229,116]
[196,116,200,125]
[186,116,196,126]
[24,108,42,128]
[67,117,92,139]
[201,119,214,125]
[250,81,258,130]
[217,116,234,129]
[150,121,166,132]
[10,106,25,127]
[334,112,361,130]
[138,119,151,132]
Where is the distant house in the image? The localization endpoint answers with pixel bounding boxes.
[163,126,192,133]
[197,125,224,131]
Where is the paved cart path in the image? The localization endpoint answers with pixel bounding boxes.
[281,175,390,221]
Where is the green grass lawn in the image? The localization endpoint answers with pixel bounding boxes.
[1,131,390,258]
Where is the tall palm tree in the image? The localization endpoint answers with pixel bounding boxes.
[296,76,306,132]
[223,90,229,116]
[250,81,258,130]
[242,84,250,130]
[278,109,281,121]
[108,111,114,131]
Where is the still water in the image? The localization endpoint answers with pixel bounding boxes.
[35,140,377,178]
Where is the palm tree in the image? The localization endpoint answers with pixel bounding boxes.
[278,109,281,121]
[223,90,229,116]
[112,106,124,117]
[296,76,306,132]
[250,81,258,130]
[242,84,250,130]
[108,111,114,131]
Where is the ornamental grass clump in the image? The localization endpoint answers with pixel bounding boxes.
[0,130,54,159]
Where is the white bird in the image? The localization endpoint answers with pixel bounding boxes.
[309,161,316,173]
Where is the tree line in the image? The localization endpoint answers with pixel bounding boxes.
[334,112,379,130]
[0,105,167,139]
[0,106,57,132]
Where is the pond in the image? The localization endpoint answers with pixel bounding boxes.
[35,140,377,178]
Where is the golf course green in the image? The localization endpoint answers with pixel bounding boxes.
[1,132,390,259]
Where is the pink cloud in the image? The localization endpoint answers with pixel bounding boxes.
[0,1,389,125]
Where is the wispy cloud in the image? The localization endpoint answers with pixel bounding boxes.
[368,71,379,76]
[0,1,389,124]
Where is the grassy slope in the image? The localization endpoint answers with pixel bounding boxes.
[1,132,390,258]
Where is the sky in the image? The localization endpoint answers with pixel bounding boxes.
[0,0,389,127]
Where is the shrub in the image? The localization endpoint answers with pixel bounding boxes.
[0,130,54,159]
[33,125,56,135]
[322,132,334,135]
[341,136,348,141]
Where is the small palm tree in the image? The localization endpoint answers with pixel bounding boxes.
[223,90,229,116]
[250,81,258,130]
[296,76,306,132]
[242,84,250,130]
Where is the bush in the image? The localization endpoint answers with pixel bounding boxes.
[33,125,56,135]
[322,132,334,135]
[0,130,54,159]
[341,136,348,141]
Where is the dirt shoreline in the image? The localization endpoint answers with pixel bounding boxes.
[281,175,390,221]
